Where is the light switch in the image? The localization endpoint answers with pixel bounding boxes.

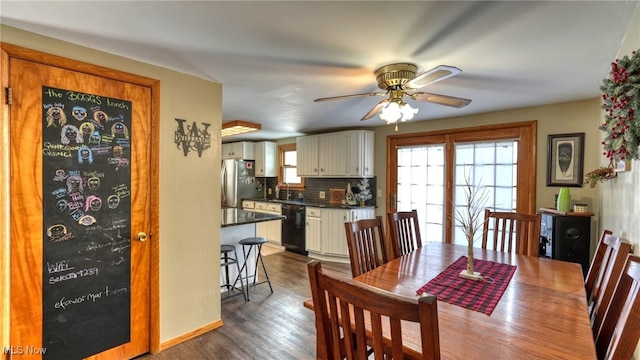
[377,189,382,197]
[319,191,325,199]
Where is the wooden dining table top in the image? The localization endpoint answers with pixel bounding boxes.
[305,242,597,359]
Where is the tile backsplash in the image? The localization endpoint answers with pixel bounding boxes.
[258,177,377,207]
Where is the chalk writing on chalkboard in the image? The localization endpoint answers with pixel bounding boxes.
[41,86,133,360]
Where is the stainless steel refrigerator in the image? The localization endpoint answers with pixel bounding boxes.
[221,159,257,208]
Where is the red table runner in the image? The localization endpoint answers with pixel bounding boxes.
[416,256,516,315]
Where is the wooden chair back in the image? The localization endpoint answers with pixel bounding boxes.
[595,254,640,360]
[344,216,390,277]
[481,209,541,256]
[584,229,614,301]
[387,210,422,259]
[307,260,441,360]
[590,235,632,340]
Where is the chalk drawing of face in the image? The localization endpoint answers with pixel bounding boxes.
[72,106,87,121]
[94,110,108,125]
[66,175,83,193]
[46,106,67,128]
[113,145,123,158]
[87,177,100,190]
[61,125,83,145]
[88,131,101,145]
[47,224,67,238]
[56,199,68,213]
[111,122,129,138]
[107,195,120,209]
[79,122,95,136]
[86,195,102,212]
[78,146,93,164]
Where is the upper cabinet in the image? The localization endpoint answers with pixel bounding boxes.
[319,132,348,177]
[254,141,277,177]
[347,130,374,177]
[222,141,255,160]
[297,130,374,178]
[296,135,319,176]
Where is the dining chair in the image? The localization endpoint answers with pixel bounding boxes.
[387,210,422,259]
[584,229,614,301]
[307,260,441,360]
[344,216,391,277]
[589,235,632,340]
[595,254,640,360]
[481,209,541,256]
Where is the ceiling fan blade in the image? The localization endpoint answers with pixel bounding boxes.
[314,92,386,102]
[410,92,471,108]
[361,99,390,121]
[404,65,462,90]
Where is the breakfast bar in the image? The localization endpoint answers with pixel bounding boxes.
[220,208,285,294]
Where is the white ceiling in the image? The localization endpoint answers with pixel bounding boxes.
[1,1,638,141]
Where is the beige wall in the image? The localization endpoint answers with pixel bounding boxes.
[599,4,640,356]
[1,25,223,345]
[601,0,640,248]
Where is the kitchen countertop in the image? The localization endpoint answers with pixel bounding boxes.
[243,197,375,209]
[221,207,286,227]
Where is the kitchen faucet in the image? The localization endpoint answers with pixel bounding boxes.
[277,181,290,199]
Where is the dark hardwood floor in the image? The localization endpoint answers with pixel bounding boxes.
[136,249,350,360]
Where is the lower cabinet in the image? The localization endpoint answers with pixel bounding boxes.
[253,202,282,245]
[306,208,323,253]
[305,207,375,261]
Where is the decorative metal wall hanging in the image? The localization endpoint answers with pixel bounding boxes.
[174,118,211,157]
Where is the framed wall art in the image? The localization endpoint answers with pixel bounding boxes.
[546,133,585,187]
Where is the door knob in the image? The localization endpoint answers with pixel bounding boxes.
[137,232,148,242]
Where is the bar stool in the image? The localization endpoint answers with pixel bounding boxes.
[220,244,246,300]
[237,237,273,300]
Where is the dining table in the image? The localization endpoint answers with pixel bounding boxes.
[304,242,597,359]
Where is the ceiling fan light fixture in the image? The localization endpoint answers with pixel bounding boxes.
[221,120,261,137]
[379,101,417,124]
[400,103,418,121]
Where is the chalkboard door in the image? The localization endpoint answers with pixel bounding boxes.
[8,54,152,359]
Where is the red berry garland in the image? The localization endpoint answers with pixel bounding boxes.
[600,49,640,162]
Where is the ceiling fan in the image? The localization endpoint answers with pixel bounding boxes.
[314,63,471,123]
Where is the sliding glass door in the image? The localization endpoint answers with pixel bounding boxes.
[387,121,536,244]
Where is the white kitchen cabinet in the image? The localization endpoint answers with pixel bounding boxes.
[253,201,282,245]
[321,209,350,256]
[347,130,375,177]
[222,141,255,160]
[241,200,255,209]
[296,135,319,176]
[305,206,375,260]
[305,207,322,253]
[297,130,374,178]
[319,132,348,177]
[254,141,277,177]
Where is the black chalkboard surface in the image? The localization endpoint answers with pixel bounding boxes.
[41,86,132,359]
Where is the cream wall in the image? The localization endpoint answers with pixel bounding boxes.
[1,25,223,345]
[599,5,640,357]
[600,0,640,249]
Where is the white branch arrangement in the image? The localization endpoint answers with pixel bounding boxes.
[454,172,489,281]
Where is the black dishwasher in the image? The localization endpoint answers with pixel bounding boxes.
[281,203,307,255]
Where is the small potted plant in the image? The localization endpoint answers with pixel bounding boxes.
[353,178,372,206]
[584,164,617,188]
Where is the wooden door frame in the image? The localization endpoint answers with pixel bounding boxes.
[0,43,161,354]
[386,120,537,243]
